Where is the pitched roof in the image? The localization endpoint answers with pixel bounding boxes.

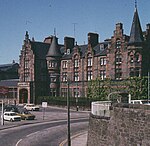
[128,8,144,45]
[0,63,19,71]
[0,79,19,87]
[46,36,62,57]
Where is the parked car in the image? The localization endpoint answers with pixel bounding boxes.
[4,104,19,113]
[24,104,39,111]
[4,111,21,122]
[17,109,35,120]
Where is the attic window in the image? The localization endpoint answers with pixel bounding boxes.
[100,44,104,50]
[67,49,70,55]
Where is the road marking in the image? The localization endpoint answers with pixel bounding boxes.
[26,131,39,137]
[16,139,22,146]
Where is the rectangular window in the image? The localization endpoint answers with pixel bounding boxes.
[116,54,122,64]
[100,70,106,80]
[74,72,79,81]
[61,88,67,97]
[88,58,92,66]
[87,71,93,81]
[115,68,122,80]
[62,61,68,69]
[62,72,67,82]
[25,60,29,69]
[100,58,106,66]
[74,59,79,68]
[74,88,80,97]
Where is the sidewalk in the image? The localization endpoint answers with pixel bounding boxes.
[59,131,88,146]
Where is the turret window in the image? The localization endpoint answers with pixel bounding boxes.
[48,61,57,68]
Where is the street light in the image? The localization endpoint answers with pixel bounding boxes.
[67,79,71,146]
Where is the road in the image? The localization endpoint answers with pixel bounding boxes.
[0,106,89,146]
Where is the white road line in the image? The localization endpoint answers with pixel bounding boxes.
[15,139,22,146]
[26,131,39,137]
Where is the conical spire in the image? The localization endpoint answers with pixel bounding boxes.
[128,7,143,45]
[46,36,61,57]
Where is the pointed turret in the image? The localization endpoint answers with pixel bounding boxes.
[46,36,61,57]
[128,7,144,45]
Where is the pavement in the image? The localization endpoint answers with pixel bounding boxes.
[59,131,88,146]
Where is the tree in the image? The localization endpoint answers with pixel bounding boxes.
[126,76,148,100]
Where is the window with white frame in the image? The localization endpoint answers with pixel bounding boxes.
[74,72,79,81]
[116,54,122,64]
[100,58,106,66]
[62,61,68,69]
[116,39,121,49]
[87,57,92,66]
[87,71,93,81]
[74,59,79,68]
[62,72,67,82]
[100,70,106,80]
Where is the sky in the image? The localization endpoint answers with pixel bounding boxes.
[0,0,150,64]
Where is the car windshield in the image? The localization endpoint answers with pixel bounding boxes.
[27,104,34,107]
[24,111,30,114]
[10,113,17,116]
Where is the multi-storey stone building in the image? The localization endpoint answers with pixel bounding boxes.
[18,6,150,104]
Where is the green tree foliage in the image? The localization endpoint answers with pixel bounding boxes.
[87,76,148,100]
[87,78,111,100]
[126,76,148,100]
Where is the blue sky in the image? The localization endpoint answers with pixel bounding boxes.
[0,0,150,64]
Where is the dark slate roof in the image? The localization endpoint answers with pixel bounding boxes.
[0,79,19,87]
[46,36,62,57]
[128,8,144,44]
[62,41,108,59]
[0,63,19,71]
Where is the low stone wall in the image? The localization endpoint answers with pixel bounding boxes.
[87,104,150,146]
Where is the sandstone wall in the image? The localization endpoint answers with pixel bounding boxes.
[87,104,150,146]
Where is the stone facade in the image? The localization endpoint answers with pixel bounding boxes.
[87,104,150,146]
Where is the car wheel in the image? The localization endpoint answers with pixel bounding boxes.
[10,118,13,122]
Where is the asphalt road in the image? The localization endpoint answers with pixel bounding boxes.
[0,106,89,146]
[0,118,88,146]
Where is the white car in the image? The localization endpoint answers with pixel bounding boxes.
[24,104,40,111]
[4,111,21,122]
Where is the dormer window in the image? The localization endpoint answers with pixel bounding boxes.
[67,49,70,55]
[100,44,104,50]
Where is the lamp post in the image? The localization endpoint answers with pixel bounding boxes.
[67,81,71,146]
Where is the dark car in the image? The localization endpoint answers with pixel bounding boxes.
[4,104,19,113]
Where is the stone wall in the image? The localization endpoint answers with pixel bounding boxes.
[87,104,150,146]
